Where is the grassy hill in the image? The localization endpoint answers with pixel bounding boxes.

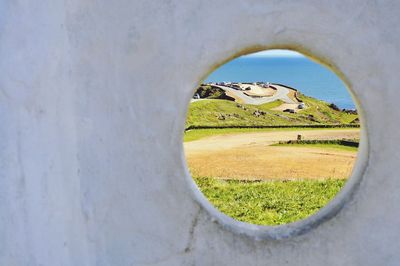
[186,93,358,129]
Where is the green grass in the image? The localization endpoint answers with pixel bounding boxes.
[256,99,284,109]
[272,139,359,152]
[272,143,358,152]
[194,177,346,226]
[186,96,358,129]
[186,99,298,128]
[297,93,358,124]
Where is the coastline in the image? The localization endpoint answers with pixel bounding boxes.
[205,56,355,109]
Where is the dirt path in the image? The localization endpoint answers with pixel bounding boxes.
[271,103,300,112]
[184,128,360,180]
[185,128,360,153]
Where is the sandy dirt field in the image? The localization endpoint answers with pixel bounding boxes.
[287,89,300,103]
[184,129,359,180]
[271,103,300,112]
[243,84,276,97]
[225,91,244,103]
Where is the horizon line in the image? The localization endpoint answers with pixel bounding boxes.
[242,49,305,58]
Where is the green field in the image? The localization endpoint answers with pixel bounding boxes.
[186,94,358,129]
[272,139,359,152]
[273,143,358,152]
[194,177,346,226]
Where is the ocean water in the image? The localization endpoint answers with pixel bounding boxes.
[205,56,355,109]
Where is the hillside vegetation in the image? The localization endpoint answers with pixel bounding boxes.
[194,85,235,100]
[186,93,358,129]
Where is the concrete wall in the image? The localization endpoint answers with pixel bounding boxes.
[0,1,399,265]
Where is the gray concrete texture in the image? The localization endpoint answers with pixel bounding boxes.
[0,0,398,265]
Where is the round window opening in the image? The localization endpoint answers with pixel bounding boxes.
[184,49,361,227]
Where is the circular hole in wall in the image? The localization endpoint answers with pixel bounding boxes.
[184,49,362,228]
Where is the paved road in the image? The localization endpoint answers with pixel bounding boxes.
[214,84,296,105]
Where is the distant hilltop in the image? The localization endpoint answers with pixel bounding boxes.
[207,81,274,89]
[188,82,358,128]
[193,82,304,113]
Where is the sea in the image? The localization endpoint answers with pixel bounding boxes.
[205,56,355,110]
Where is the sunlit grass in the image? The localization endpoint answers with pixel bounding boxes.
[194,177,345,226]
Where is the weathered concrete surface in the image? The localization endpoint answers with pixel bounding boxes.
[0,0,398,265]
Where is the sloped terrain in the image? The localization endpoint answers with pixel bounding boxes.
[186,94,358,128]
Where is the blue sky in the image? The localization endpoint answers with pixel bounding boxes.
[243,49,304,58]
